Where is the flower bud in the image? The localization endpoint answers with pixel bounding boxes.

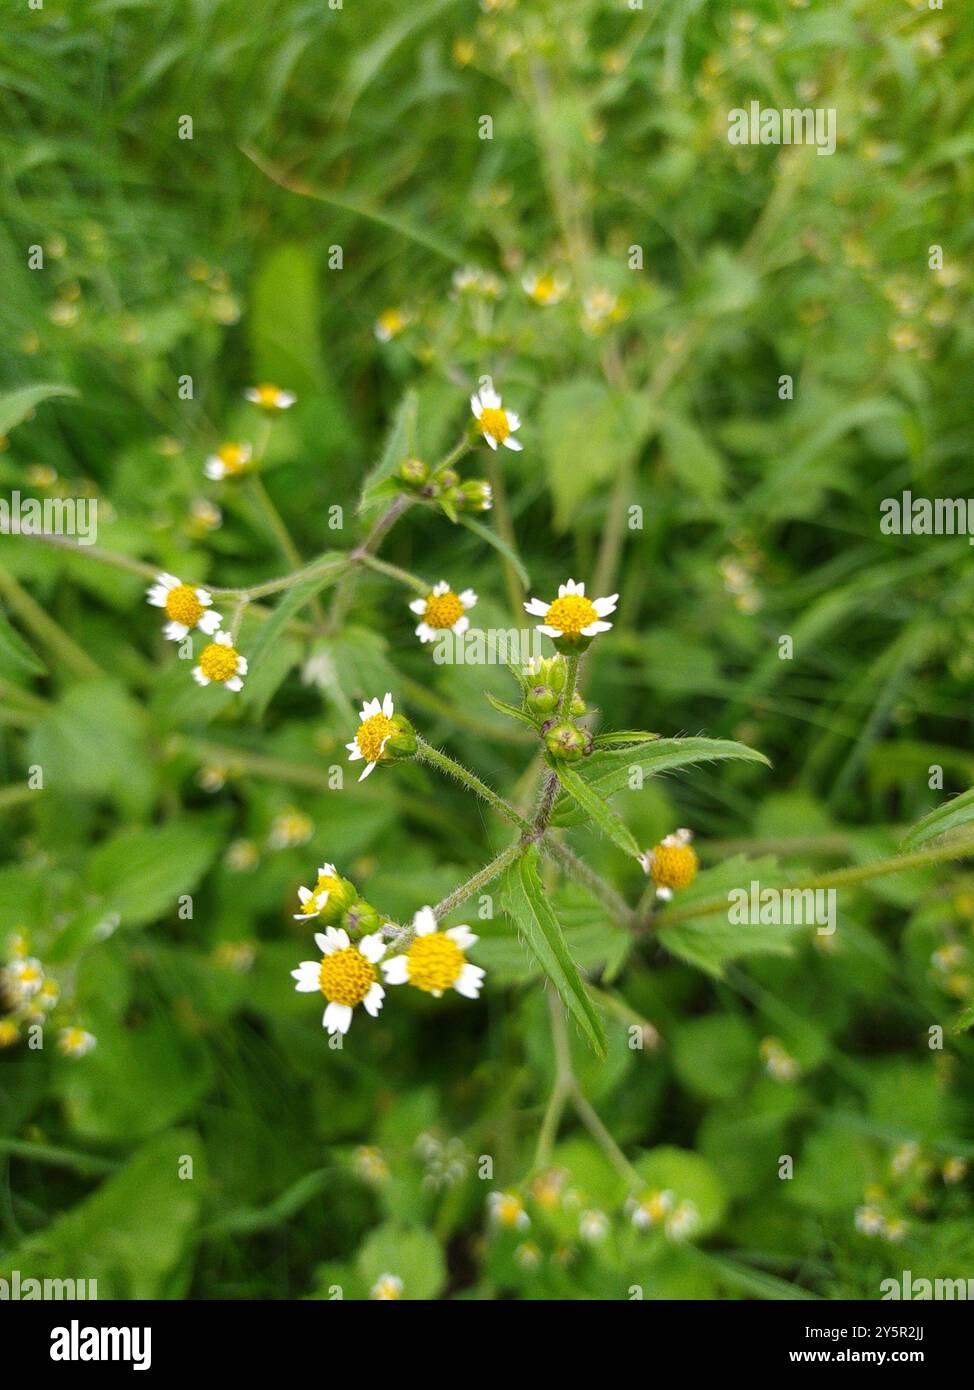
[344,900,383,936]
[526,683,559,716]
[399,457,428,487]
[544,720,593,763]
[438,467,460,489]
[570,692,587,717]
[315,875,359,925]
[455,479,493,512]
[385,713,417,760]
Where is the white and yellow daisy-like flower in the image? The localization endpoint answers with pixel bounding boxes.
[192,631,248,692]
[409,581,477,643]
[57,1027,97,1058]
[665,1199,700,1241]
[629,1188,675,1230]
[638,828,698,900]
[522,269,569,307]
[470,385,523,452]
[346,692,396,781]
[146,572,222,643]
[204,441,252,480]
[523,578,617,642]
[452,266,503,299]
[2,956,44,1003]
[291,926,386,1036]
[268,808,314,851]
[581,288,625,335]
[381,907,485,1000]
[293,863,346,922]
[370,1274,403,1301]
[374,307,409,342]
[488,1191,530,1230]
[579,1209,610,1243]
[245,383,296,410]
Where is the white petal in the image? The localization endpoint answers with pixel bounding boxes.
[537,624,560,638]
[291,961,321,992]
[432,581,449,596]
[327,927,350,951]
[446,925,478,949]
[204,459,224,480]
[157,573,180,589]
[360,698,380,720]
[236,657,249,674]
[455,963,485,999]
[192,668,209,685]
[323,1002,353,1034]
[470,393,483,417]
[362,983,385,1017]
[319,863,337,877]
[359,761,376,781]
[164,621,189,642]
[480,385,500,408]
[523,597,549,616]
[346,742,363,759]
[225,676,243,692]
[503,437,523,451]
[412,906,438,937]
[381,692,394,717]
[592,594,618,616]
[314,931,330,953]
[485,435,498,450]
[196,588,212,605]
[505,411,520,429]
[580,620,612,636]
[416,623,434,643]
[452,615,470,635]
[198,609,222,634]
[359,933,386,964]
[459,589,477,609]
[408,598,427,614]
[656,886,673,901]
[146,586,168,607]
[214,631,232,646]
[381,955,410,985]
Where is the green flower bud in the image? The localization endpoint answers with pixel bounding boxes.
[570,692,587,717]
[526,683,559,716]
[438,467,460,489]
[315,876,359,925]
[543,720,593,763]
[344,900,383,936]
[385,713,417,760]
[455,479,493,512]
[399,457,428,486]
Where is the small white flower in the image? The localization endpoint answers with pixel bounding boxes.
[408,582,477,643]
[191,631,248,691]
[488,1191,529,1230]
[370,1273,403,1300]
[374,308,409,342]
[854,1204,884,1236]
[204,441,252,480]
[382,906,485,1000]
[293,863,342,921]
[291,927,387,1036]
[522,269,569,306]
[579,1209,609,1243]
[470,385,523,452]
[146,572,222,642]
[665,1200,700,1241]
[629,1188,675,1230]
[523,578,617,640]
[2,957,44,1003]
[245,384,296,410]
[345,692,396,782]
[57,1027,97,1058]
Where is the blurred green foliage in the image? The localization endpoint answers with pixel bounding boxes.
[1,0,974,1300]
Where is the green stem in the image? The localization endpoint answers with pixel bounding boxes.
[545,838,636,926]
[0,565,101,678]
[0,1138,118,1176]
[415,736,533,832]
[485,450,524,615]
[559,651,581,718]
[431,839,526,923]
[430,435,472,478]
[359,553,430,595]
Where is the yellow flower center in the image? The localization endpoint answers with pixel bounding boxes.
[164,583,205,627]
[218,443,248,473]
[532,275,558,304]
[254,383,282,406]
[378,309,406,336]
[314,872,342,898]
[479,407,510,442]
[544,593,598,635]
[318,947,376,1007]
[406,932,464,993]
[650,843,698,890]
[356,713,396,764]
[424,590,464,629]
[199,641,240,682]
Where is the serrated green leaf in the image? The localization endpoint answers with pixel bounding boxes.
[554,762,641,858]
[591,730,661,749]
[551,737,770,827]
[84,819,225,928]
[502,846,606,1057]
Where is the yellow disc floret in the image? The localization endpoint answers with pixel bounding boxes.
[479,407,510,443]
[318,946,377,1007]
[217,443,249,474]
[355,713,396,763]
[650,842,698,891]
[164,583,205,627]
[424,590,464,630]
[253,383,282,407]
[199,640,240,683]
[405,932,465,994]
[545,593,598,636]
